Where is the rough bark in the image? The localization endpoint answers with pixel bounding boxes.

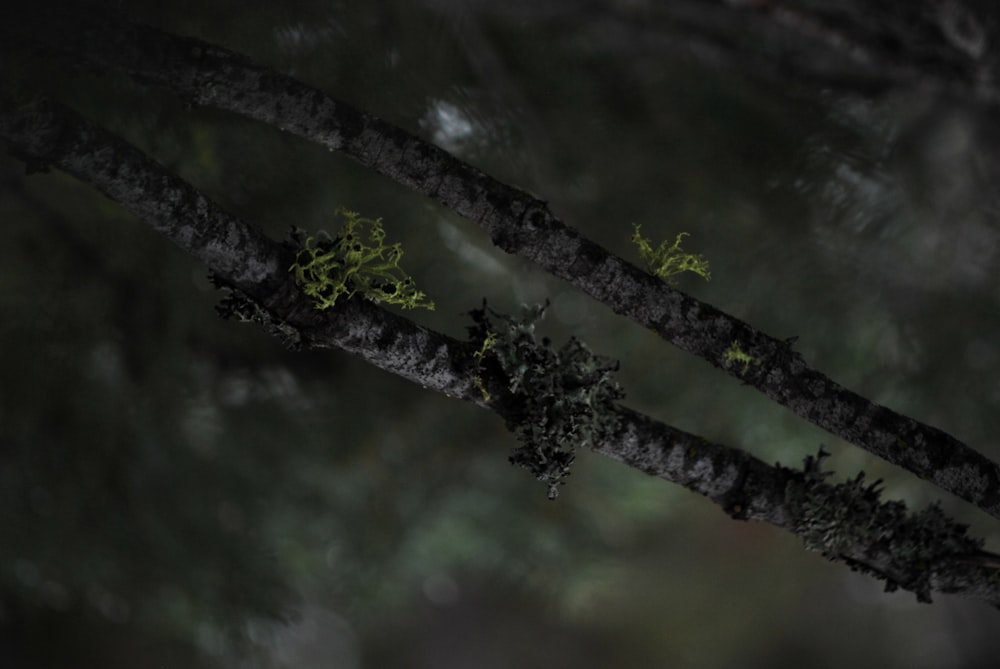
[2,93,999,608]
[9,10,1000,518]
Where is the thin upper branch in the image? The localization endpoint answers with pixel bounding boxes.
[9,10,1000,517]
[1,93,999,608]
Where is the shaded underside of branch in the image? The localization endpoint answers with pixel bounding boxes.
[1,95,998,607]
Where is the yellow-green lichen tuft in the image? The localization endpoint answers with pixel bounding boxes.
[723,340,760,374]
[289,208,434,311]
[631,224,711,284]
[472,331,498,401]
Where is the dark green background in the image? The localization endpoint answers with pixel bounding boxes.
[3,1,999,666]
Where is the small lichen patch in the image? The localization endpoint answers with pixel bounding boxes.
[631,224,711,284]
[468,303,624,499]
[472,331,498,400]
[723,341,760,374]
[289,208,434,310]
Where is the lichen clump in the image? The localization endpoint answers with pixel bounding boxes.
[785,449,988,603]
[289,208,434,310]
[631,224,711,284]
[469,304,624,499]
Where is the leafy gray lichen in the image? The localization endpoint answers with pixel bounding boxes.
[784,448,987,603]
[468,303,624,499]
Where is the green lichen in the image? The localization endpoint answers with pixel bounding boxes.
[468,303,624,500]
[631,224,711,284]
[723,340,760,374]
[289,208,434,311]
[472,331,498,401]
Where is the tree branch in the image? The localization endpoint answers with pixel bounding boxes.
[2,92,999,608]
[10,10,1000,518]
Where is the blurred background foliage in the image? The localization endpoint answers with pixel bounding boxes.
[3,0,1000,666]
